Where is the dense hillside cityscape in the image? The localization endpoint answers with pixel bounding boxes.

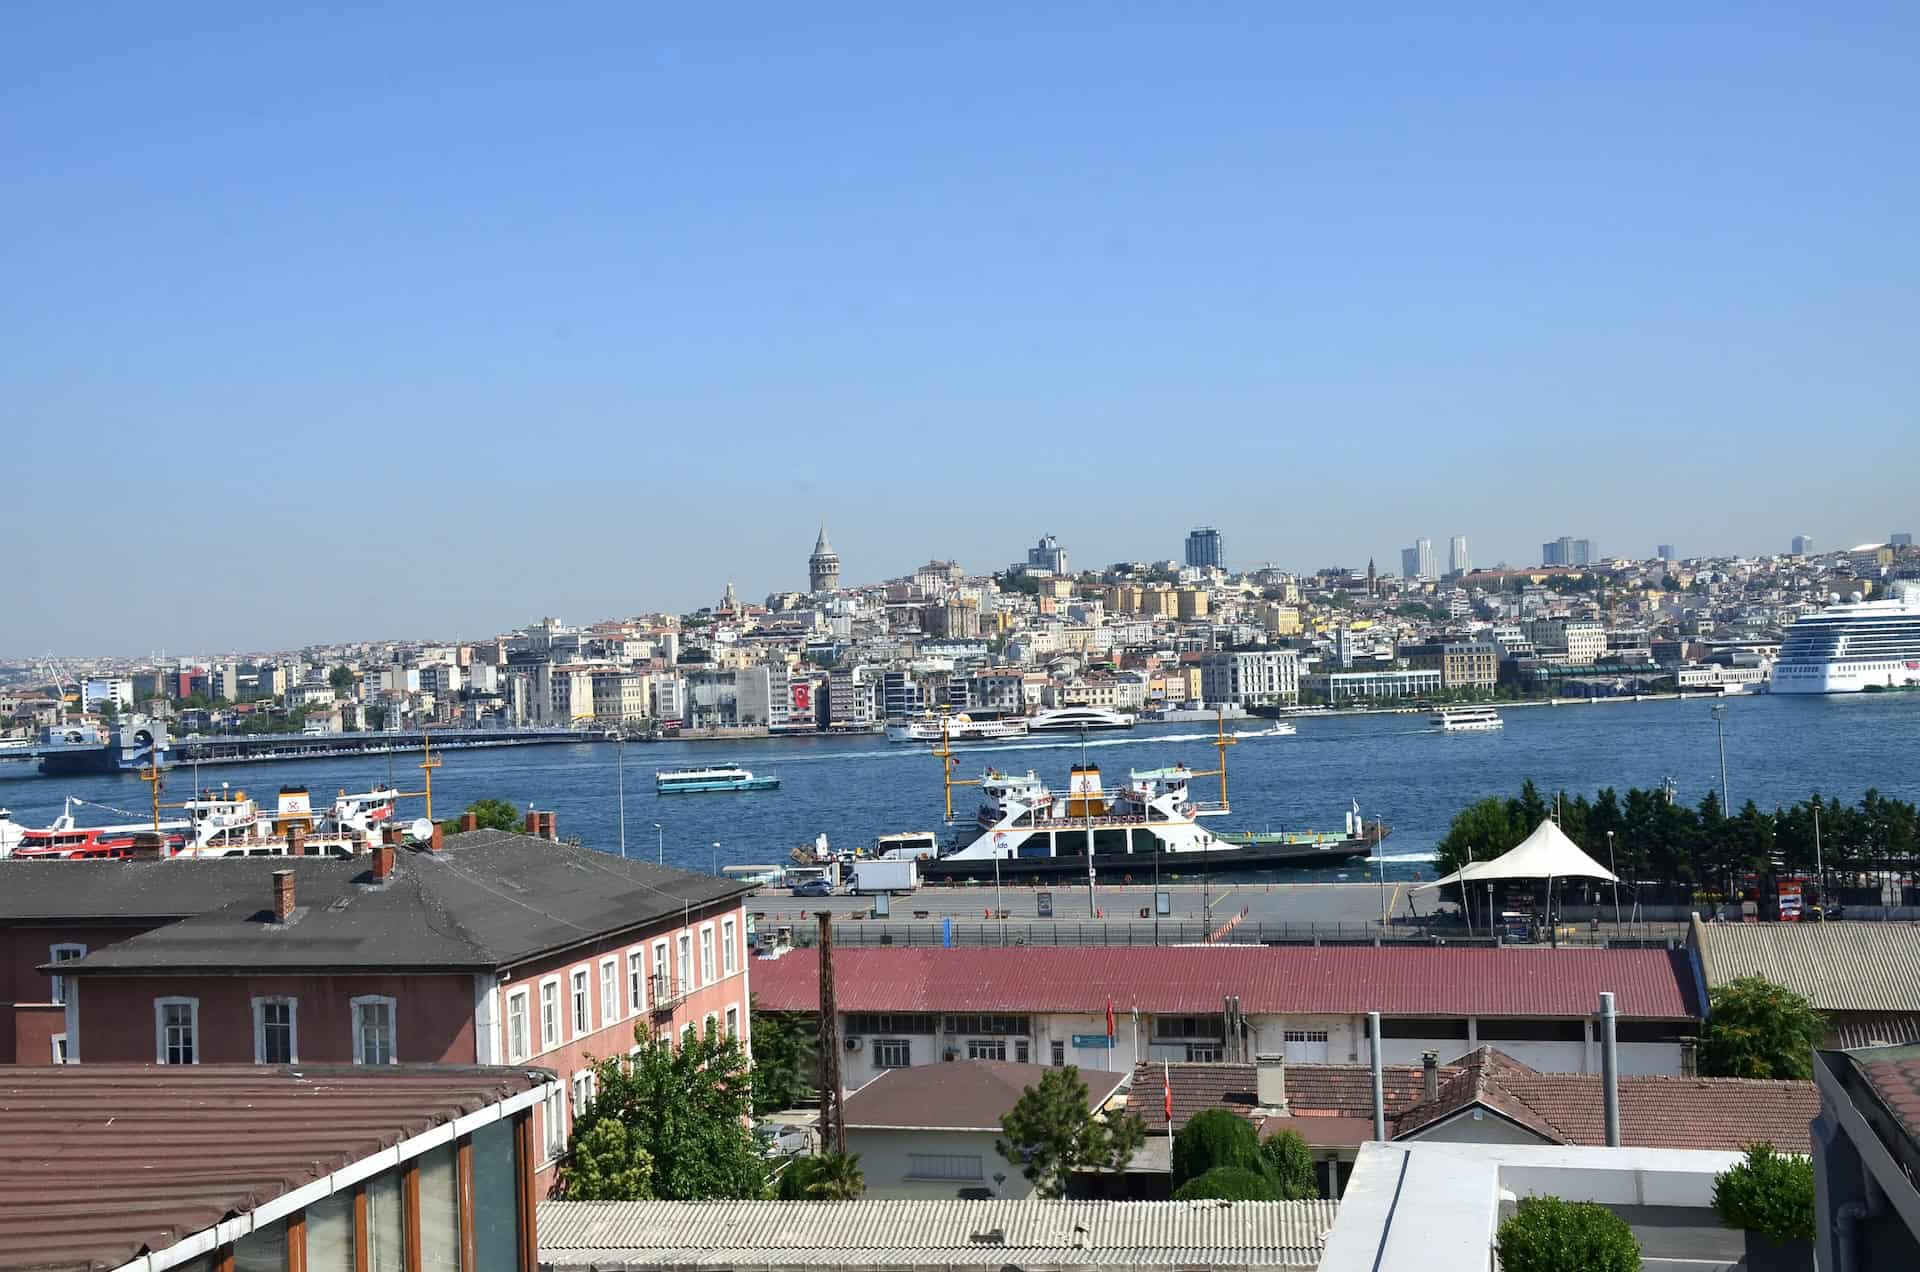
[6,527,1917,741]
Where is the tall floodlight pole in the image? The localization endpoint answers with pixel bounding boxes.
[1607,829,1620,924]
[1712,703,1731,899]
[616,733,627,858]
[653,822,663,865]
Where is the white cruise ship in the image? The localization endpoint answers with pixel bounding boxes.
[1771,588,1920,694]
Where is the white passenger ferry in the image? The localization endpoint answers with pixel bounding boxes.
[885,713,1029,743]
[655,764,779,794]
[1772,587,1920,694]
[1432,706,1504,732]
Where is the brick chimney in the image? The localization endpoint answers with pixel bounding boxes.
[525,809,541,835]
[429,823,444,853]
[460,811,478,833]
[286,825,307,857]
[541,811,558,841]
[272,870,296,922]
[1422,1050,1440,1103]
[372,841,395,883]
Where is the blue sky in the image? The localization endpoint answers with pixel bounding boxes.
[5,4,1916,653]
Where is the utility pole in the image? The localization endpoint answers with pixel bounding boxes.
[615,732,627,858]
[1814,804,1824,916]
[816,911,846,1154]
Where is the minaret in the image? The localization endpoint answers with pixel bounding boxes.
[809,525,840,592]
[1367,557,1377,597]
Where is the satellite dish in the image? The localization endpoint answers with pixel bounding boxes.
[409,818,434,841]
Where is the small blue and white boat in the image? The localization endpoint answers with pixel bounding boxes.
[655,763,779,794]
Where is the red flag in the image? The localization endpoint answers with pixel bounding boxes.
[1163,1060,1173,1124]
[1105,999,1115,1040]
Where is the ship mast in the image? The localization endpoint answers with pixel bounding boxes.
[1185,707,1237,813]
[929,711,980,823]
[398,728,442,823]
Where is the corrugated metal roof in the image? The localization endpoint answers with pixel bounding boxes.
[538,1199,1337,1269]
[0,1065,548,1272]
[752,945,1697,1019]
[1692,919,1920,1012]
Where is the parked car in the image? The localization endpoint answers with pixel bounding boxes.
[792,877,834,897]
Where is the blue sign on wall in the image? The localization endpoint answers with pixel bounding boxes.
[1071,1034,1114,1048]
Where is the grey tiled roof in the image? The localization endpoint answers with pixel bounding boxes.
[51,830,748,975]
[538,1199,1338,1270]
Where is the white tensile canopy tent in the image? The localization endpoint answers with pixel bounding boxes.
[1419,818,1619,889]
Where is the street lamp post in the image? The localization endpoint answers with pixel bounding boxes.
[712,841,721,876]
[1711,703,1732,900]
[616,733,627,859]
[653,822,663,866]
[1711,703,1731,811]
[1607,829,1620,924]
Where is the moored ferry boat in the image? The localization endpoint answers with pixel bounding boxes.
[1771,587,1920,694]
[655,764,779,794]
[1433,706,1504,732]
[885,714,1029,743]
[913,761,1379,881]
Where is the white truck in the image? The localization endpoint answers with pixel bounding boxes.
[851,858,919,895]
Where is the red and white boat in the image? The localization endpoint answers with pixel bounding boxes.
[9,798,189,860]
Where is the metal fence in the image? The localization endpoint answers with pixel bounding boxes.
[775,918,1689,949]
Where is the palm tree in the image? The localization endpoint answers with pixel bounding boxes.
[781,1151,864,1199]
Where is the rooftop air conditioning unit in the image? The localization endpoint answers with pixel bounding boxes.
[845,1037,863,1051]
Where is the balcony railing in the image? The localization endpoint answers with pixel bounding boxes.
[650,973,686,1014]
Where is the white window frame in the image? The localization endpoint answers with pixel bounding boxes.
[541,1084,568,1163]
[677,932,693,992]
[571,1068,596,1117]
[48,943,86,1006]
[570,967,590,1038]
[350,994,398,1065]
[698,924,716,985]
[154,996,200,1065]
[725,1004,739,1038]
[599,957,620,1027]
[721,918,738,976]
[539,976,561,1049]
[51,1034,69,1064]
[627,949,647,1014]
[251,995,299,1064]
[873,1037,910,1068]
[505,987,531,1063]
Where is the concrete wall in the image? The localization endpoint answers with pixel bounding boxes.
[846,1127,1021,1199]
[1403,1109,1552,1145]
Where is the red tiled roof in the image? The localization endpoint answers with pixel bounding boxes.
[0,1065,549,1272]
[1259,1115,1377,1147]
[1126,1061,1451,1131]
[845,1061,1127,1132]
[1393,1046,1818,1152]
[751,946,1698,1019]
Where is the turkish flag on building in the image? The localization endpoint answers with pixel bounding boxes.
[1105,999,1115,1040]
[1163,1061,1173,1124]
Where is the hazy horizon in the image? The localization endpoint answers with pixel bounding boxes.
[8,4,1916,655]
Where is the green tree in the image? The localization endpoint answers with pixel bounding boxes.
[1171,1108,1263,1188]
[1433,796,1528,885]
[96,698,121,724]
[749,1002,816,1115]
[562,1025,766,1201]
[1172,1166,1274,1201]
[996,1066,1146,1198]
[1700,977,1826,1080]
[329,665,356,695]
[1258,1129,1319,1200]
[558,1118,655,1200]
[1495,1196,1641,1272]
[443,797,525,835]
[778,1150,864,1199]
[1713,1144,1817,1243]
